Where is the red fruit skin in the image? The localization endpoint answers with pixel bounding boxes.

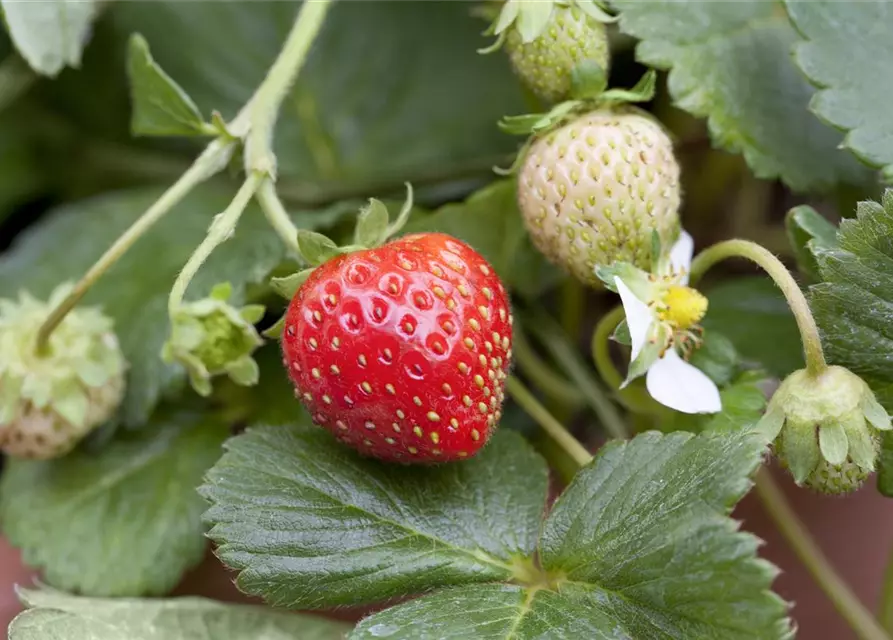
[281,233,512,463]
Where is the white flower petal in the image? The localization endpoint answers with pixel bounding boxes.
[646,350,722,414]
[669,231,694,284]
[615,276,653,361]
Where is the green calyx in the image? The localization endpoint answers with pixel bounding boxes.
[478,0,615,54]
[757,365,892,493]
[268,183,415,306]
[162,282,264,397]
[0,283,127,440]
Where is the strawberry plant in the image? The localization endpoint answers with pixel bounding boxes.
[1,1,893,639]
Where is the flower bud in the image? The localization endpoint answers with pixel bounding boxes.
[162,282,264,397]
[758,365,891,494]
[0,285,126,459]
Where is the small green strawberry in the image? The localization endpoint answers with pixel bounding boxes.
[481,0,614,104]
[517,108,681,287]
[0,284,127,459]
[758,365,891,494]
[504,5,609,104]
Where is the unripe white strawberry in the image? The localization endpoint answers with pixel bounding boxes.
[504,4,609,104]
[518,109,681,287]
[0,285,127,459]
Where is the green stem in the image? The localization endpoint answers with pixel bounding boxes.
[591,306,667,418]
[560,278,584,342]
[754,471,889,640]
[36,141,235,353]
[168,174,262,313]
[592,306,625,391]
[512,327,584,408]
[689,239,826,377]
[879,546,893,634]
[256,178,300,254]
[242,0,333,175]
[506,376,593,468]
[525,310,628,440]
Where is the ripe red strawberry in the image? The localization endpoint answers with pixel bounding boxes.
[281,232,512,463]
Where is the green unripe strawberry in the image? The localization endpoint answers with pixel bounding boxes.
[758,365,891,495]
[504,5,609,104]
[517,109,681,287]
[0,285,127,459]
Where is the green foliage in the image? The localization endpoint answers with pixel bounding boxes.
[0,410,228,596]
[811,191,893,388]
[126,34,213,137]
[786,0,893,179]
[0,187,350,427]
[9,588,350,640]
[613,0,869,191]
[204,423,790,638]
[201,426,548,608]
[0,0,97,76]
[786,205,839,281]
[106,1,525,195]
[404,180,560,298]
[703,277,803,378]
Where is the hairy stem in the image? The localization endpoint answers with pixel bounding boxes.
[256,179,300,254]
[755,471,888,640]
[33,1,333,351]
[168,173,262,313]
[242,0,333,175]
[36,141,235,353]
[506,376,593,468]
[689,239,826,377]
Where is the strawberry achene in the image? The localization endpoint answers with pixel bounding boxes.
[281,233,512,463]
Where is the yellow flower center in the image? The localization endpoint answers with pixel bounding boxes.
[660,285,708,330]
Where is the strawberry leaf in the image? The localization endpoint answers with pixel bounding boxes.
[127,34,214,137]
[786,0,893,180]
[200,426,548,608]
[0,186,353,427]
[107,1,525,197]
[0,0,98,77]
[355,431,789,638]
[403,180,561,299]
[0,409,228,596]
[810,190,893,387]
[10,588,349,640]
[785,205,839,281]
[613,0,870,191]
[538,431,790,639]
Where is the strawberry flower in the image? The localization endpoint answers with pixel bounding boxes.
[597,231,721,414]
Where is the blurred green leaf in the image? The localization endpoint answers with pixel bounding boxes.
[785,205,839,281]
[702,277,802,378]
[10,588,349,640]
[614,0,869,191]
[0,186,352,426]
[201,427,548,608]
[0,0,97,76]
[690,331,740,387]
[0,410,227,596]
[126,34,211,137]
[107,1,525,197]
[404,180,560,298]
[786,0,893,179]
